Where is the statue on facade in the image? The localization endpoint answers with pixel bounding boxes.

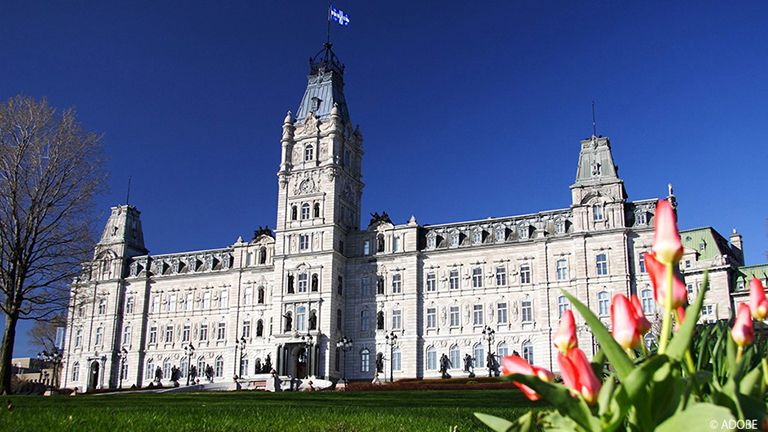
[254,358,262,374]
[171,366,181,386]
[154,366,163,384]
[376,311,384,329]
[205,365,214,383]
[463,354,475,378]
[189,365,198,383]
[308,312,317,331]
[487,353,500,377]
[439,354,452,379]
[375,352,384,374]
[263,354,272,373]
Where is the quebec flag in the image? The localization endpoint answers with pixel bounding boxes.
[330,5,350,26]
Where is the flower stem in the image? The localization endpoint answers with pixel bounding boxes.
[736,346,744,364]
[658,262,674,354]
[674,308,696,373]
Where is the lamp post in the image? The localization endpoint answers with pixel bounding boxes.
[384,331,398,383]
[301,333,314,378]
[482,325,495,377]
[184,344,195,386]
[335,336,353,386]
[117,348,128,389]
[37,349,62,390]
[237,337,246,378]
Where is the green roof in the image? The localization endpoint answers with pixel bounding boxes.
[680,227,731,261]
[734,264,768,291]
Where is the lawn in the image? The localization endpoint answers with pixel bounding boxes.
[0,389,543,431]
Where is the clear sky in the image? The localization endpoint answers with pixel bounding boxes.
[2,1,767,357]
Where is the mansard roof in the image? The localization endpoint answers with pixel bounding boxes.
[296,43,350,123]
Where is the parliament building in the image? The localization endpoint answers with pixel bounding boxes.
[60,44,761,392]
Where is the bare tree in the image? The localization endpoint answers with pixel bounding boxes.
[27,314,66,353]
[0,96,105,394]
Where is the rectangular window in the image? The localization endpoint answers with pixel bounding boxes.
[426,308,437,329]
[520,263,531,284]
[426,272,436,292]
[217,322,226,340]
[393,236,401,253]
[556,259,568,281]
[473,304,483,326]
[497,302,508,324]
[521,300,532,322]
[203,292,211,309]
[242,320,251,338]
[182,324,190,342]
[185,293,193,311]
[169,293,177,312]
[219,289,228,308]
[450,306,460,327]
[98,299,106,315]
[299,234,310,251]
[363,240,370,256]
[361,277,371,296]
[74,329,82,347]
[165,325,173,343]
[596,254,608,276]
[392,274,402,294]
[449,269,460,290]
[95,327,103,345]
[593,205,604,221]
[495,266,507,286]
[199,323,208,341]
[298,273,308,293]
[152,296,160,313]
[392,310,402,330]
[472,267,483,288]
[149,326,157,344]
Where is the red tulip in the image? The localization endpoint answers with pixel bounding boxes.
[731,303,754,348]
[501,355,555,401]
[611,294,641,350]
[645,252,687,310]
[557,348,602,405]
[652,199,683,265]
[749,277,768,321]
[675,306,686,332]
[554,309,578,354]
[630,294,651,335]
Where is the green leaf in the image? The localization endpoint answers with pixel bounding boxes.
[475,413,514,432]
[666,272,707,361]
[561,289,634,380]
[655,403,735,432]
[739,364,764,398]
[511,374,601,432]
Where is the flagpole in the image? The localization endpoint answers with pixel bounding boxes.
[326,0,331,46]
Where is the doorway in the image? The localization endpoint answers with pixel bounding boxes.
[88,361,99,391]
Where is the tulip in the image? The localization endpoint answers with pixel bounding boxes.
[644,252,687,310]
[630,294,651,335]
[611,294,641,350]
[675,306,686,332]
[749,277,768,321]
[554,309,578,354]
[557,348,601,405]
[732,303,754,348]
[652,199,683,265]
[501,354,555,401]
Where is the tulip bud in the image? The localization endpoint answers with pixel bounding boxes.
[732,303,754,348]
[652,199,683,265]
[630,294,651,335]
[675,306,686,332]
[611,294,641,350]
[557,348,601,405]
[749,277,768,321]
[501,354,554,401]
[553,309,578,354]
[645,252,687,310]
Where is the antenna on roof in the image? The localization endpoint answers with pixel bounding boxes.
[591,100,597,137]
[126,176,132,206]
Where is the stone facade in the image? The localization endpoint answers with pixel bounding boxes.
[60,45,751,391]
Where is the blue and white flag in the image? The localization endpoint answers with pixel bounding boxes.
[330,5,350,26]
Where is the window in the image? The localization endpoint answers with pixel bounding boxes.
[450,306,460,327]
[168,293,177,312]
[521,300,533,322]
[219,289,228,308]
[472,267,483,288]
[737,279,745,291]
[304,144,314,161]
[495,227,505,242]
[593,205,604,221]
[197,357,207,377]
[450,233,460,248]
[598,291,609,317]
[427,235,436,249]
[120,361,129,381]
[245,252,252,267]
[687,283,695,298]
[98,298,106,315]
[426,346,437,370]
[361,310,370,332]
[360,349,370,373]
[122,325,132,346]
[240,357,249,377]
[185,293,193,311]
[641,287,654,314]
[244,287,253,305]
[337,275,343,295]
[426,273,436,292]
[77,303,85,318]
[165,325,173,343]
[363,240,370,255]
[291,205,298,221]
[126,297,135,314]
[392,348,401,371]
[179,357,188,378]
[299,234,310,251]
[703,304,714,315]
[336,309,342,330]
[393,236,401,253]
[556,259,568,281]
[199,323,208,341]
[152,296,161,312]
[163,358,171,379]
[596,254,608,276]
[497,302,508,324]
[637,212,647,225]
[392,309,402,330]
[71,362,80,382]
[297,306,306,332]
[145,359,154,380]
[520,263,531,284]
[495,266,507,286]
[301,203,310,220]
[558,295,569,318]
[555,220,566,234]
[685,260,691,269]
[361,277,371,296]
[449,269,460,290]
[638,253,646,273]
[313,203,320,218]
[298,273,308,293]
[217,322,226,340]
[74,328,82,347]
[215,356,224,377]
[95,326,103,345]
[149,326,157,344]
[426,307,437,329]
[203,291,211,309]
[473,343,484,368]
[242,320,251,338]
[472,230,482,245]
[518,225,529,240]
[182,324,190,342]
[473,304,483,326]
[450,345,460,369]
[522,341,534,364]
[392,274,402,294]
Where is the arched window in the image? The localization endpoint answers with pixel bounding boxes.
[301,203,310,220]
[311,274,319,292]
[473,343,484,368]
[497,342,509,358]
[214,356,224,377]
[377,234,385,253]
[256,319,264,337]
[361,310,370,332]
[240,357,249,377]
[197,357,206,376]
[522,341,534,364]
[244,287,253,305]
[597,291,610,317]
[641,287,654,314]
[180,357,188,378]
[313,203,321,218]
[145,359,155,380]
[360,348,370,373]
[122,325,132,346]
[95,326,104,345]
[71,362,80,381]
[449,345,460,369]
[291,205,298,221]
[558,295,569,318]
[296,306,306,332]
[305,144,314,161]
[426,346,437,370]
[392,347,401,371]
[163,358,172,379]
[257,286,265,304]
[258,247,267,264]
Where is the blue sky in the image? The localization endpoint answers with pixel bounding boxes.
[2,1,767,356]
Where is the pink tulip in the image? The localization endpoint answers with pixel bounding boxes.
[611,294,641,350]
[645,252,687,310]
[630,294,651,335]
[675,306,686,332]
[501,354,555,401]
[652,199,683,265]
[731,303,754,348]
[749,277,768,321]
[553,309,578,354]
[557,348,601,405]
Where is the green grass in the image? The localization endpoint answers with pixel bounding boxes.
[0,389,544,431]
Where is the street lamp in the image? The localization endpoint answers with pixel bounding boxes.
[117,348,128,389]
[237,336,246,378]
[482,325,495,377]
[301,333,314,377]
[335,336,353,386]
[184,344,195,386]
[37,349,62,390]
[384,331,398,383]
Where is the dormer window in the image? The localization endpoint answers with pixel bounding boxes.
[555,220,566,234]
[494,227,505,243]
[450,233,460,248]
[698,240,707,252]
[311,96,322,112]
[636,212,647,225]
[426,234,436,249]
[472,230,483,245]
[517,225,529,240]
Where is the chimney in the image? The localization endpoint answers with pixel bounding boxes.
[730,228,744,266]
